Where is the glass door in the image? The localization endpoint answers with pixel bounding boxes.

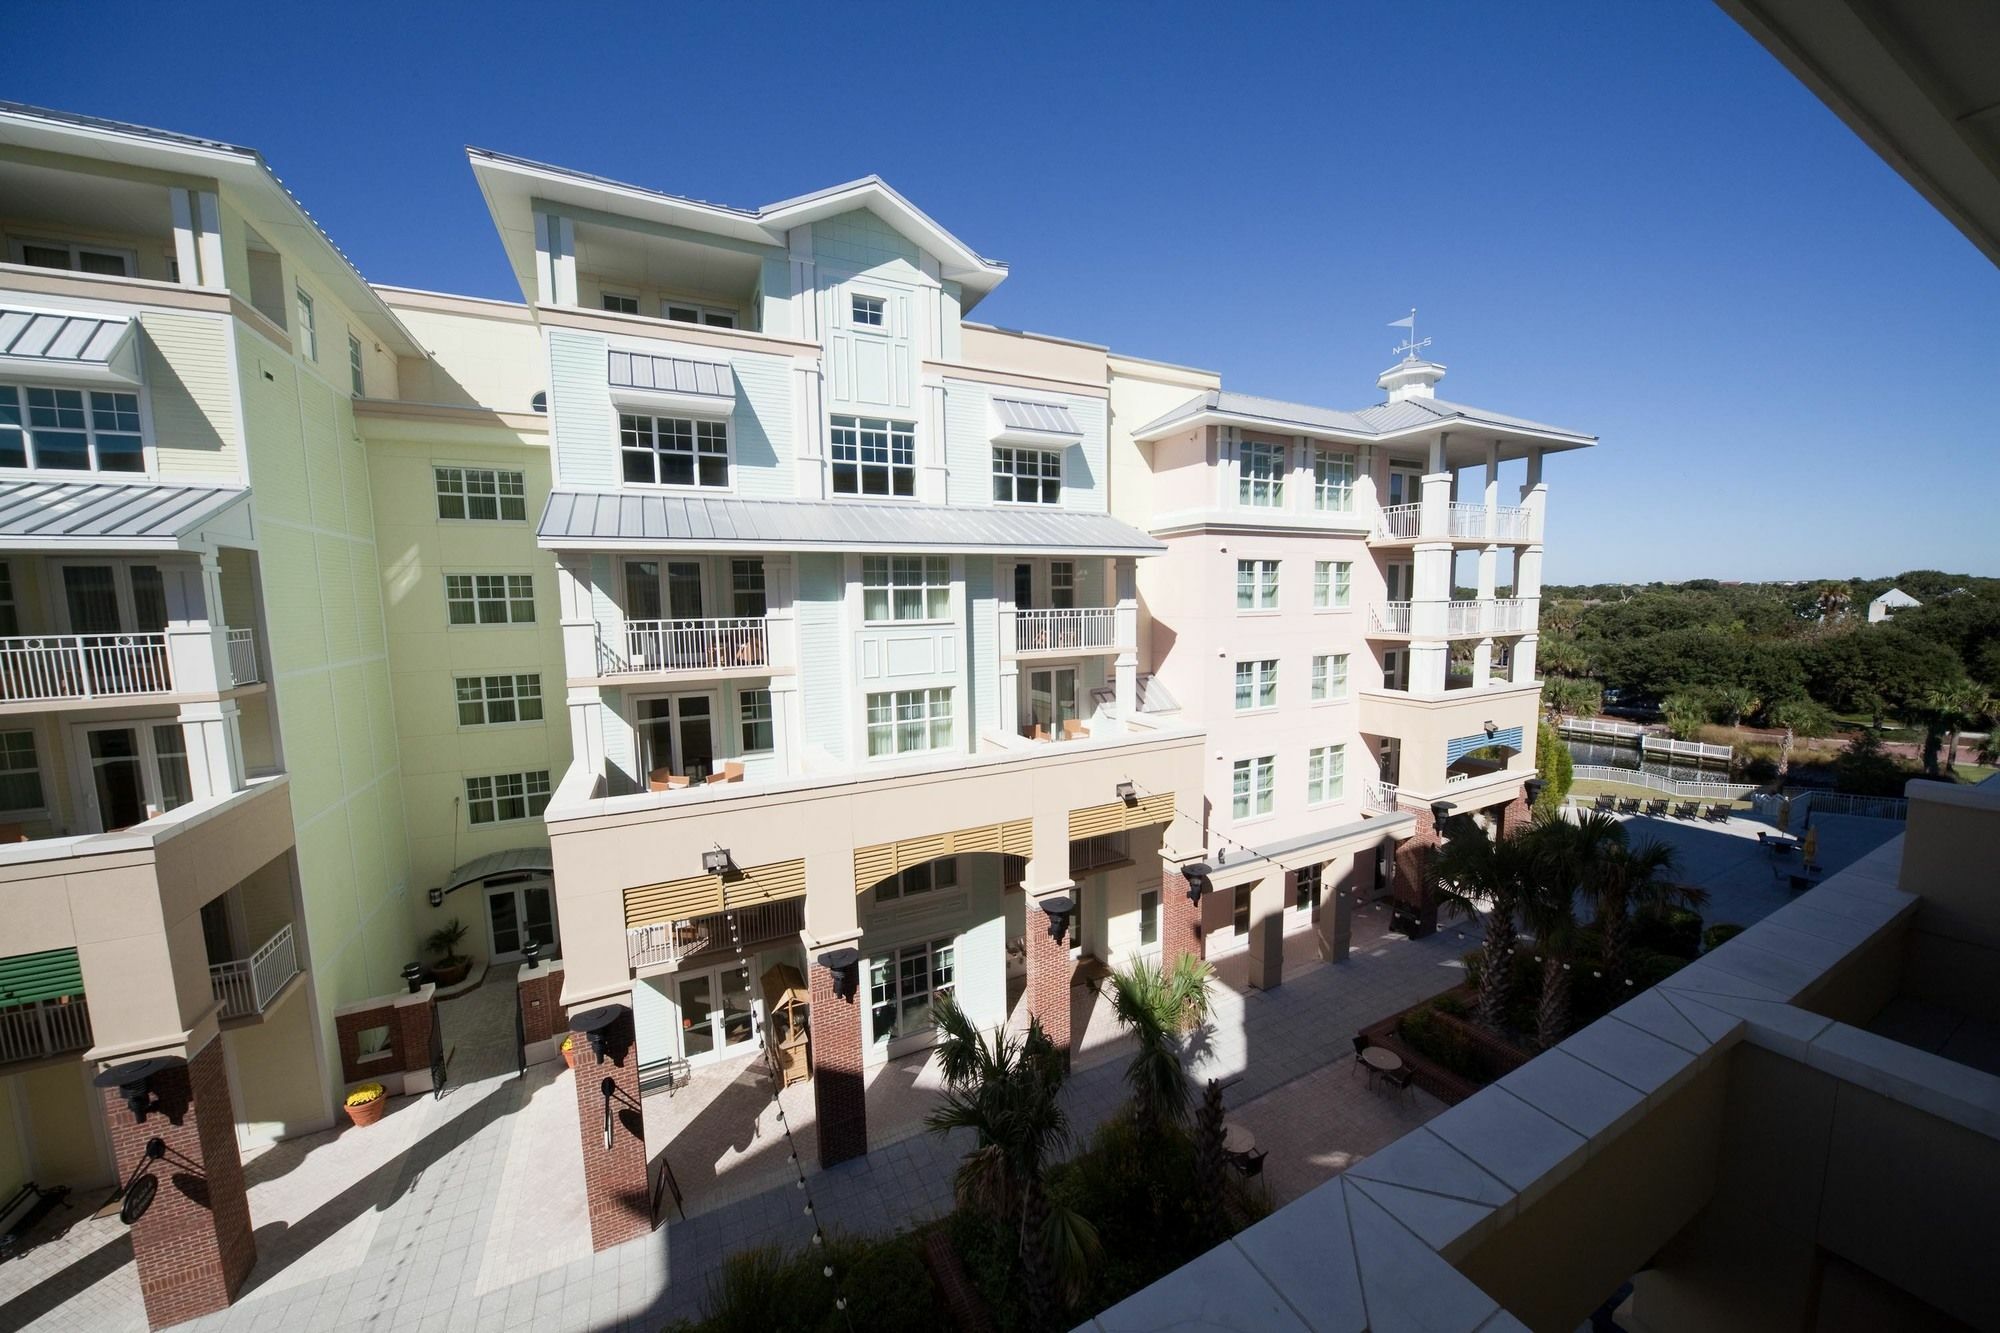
[637,693,718,785]
[522,884,557,957]
[485,888,522,959]
[1026,666,1079,738]
[678,965,759,1064]
[1385,563,1414,602]
[717,966,755,1051]
[78,723,190,831]
[61,566,124,633]
[1387,466,1423,508]
[485,878,559,961]
[624,561,662,621]
[666,562,704,620]
[678,973,716,1059]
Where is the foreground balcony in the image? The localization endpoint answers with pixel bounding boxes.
[627,897,804,972]
[208,922,300,1020]
[1372,501,1536,546]
[1013,607,1119,656]
[0,625,260,707]
[594,617,769,679]
[1367,599,1534,640]
[0,995,91,1066]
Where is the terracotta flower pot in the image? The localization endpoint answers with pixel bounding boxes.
[562,1043,576,1070]
[431,959,470,987]
[345,1096,387,1128]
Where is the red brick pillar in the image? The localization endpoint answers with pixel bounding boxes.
[1161,865,1205,967]
[518,965,568,1050]
[101,1039,255,1329]
[1497,792,1532,838]
[1393,807,1442,937]
[568,1006,650,1251]
[809,954,867,1167]
[398,996,436,1090]
[1024,891,1074,1058]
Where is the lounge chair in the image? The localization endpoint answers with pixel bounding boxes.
[1594,794,1616,813]
[1673,801,1698,819]
[1644,799,1668,817]
[1618,797,1642,815]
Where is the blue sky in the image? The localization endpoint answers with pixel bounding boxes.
[12,1,1997,584]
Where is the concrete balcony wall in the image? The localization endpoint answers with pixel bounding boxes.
[1356,681,1541,799]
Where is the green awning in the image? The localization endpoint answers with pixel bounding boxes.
[0,948,85,1006]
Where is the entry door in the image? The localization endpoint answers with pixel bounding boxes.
[1384,563,1414,602]
[485,878,558,960]
[677,965,757,1063]
[1027,666,1079,736]
[57,563,168,634]
[1378,737,1401,785]
[638,694,718,783]
[1383,649,1408,692]
[665,562,704,620]
[77,722,188,831]
[1387,466,1424,508]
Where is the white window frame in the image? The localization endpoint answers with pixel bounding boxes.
[861,556,951,623]
[1294,863,1323,913]
[435,466,529,522]
[600,291,641,315]
[830,415,916,497]
[739,687,774,754]
[0,383,150,475]
[1235,558,1279,612]
[9,237,136,277]
[296,286,317,361]
[991,445,1063,505]
[869,937,955,1045]
[876,856,960,903]
[619,413,731,489]
[455,673,544,728]
[1231,755,1276,821]
[850,293,887,328]
[866,687,953,758]
[348,334,365,396]
[0,727,46,816]
[70,718,191,833]
[1311,653,1350,702]
[1233,659,1278,712]
[0,561,16,636]
[663,300,737,328]
[1238,439,1286,508]
[1308,744,1346,806]
[730,559,767,618]
[1313,447,1356,512]
[464,769,552,825]
[1313,560,1352,609]
[445,573,537,626]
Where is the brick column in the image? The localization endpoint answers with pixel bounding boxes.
[1161,866,1205,967]
[1024,891,1074,1058]
[397,996,437,1093]
[1393,807,1442,937]
[808,955,867,1167]
[518,964,568,1049]
[568,1006,650,1251]
[101,1039,255,1329]
[1497,792,1533,838]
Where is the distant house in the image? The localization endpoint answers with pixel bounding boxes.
[1868,588,1921,623]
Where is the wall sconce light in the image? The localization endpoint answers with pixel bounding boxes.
[1483,720,1498,737]
[702,848,734,875]
[1431,801,1454,828]
[1182,865,1212,904]
[1114,780,1137,806]
[816,947,861,1002]
[427,886,444,909]
[401,961,425,994]
[93,1056,183,1124]
[1523,778,1545,806]
[568,1005,625,1062]
[601,1076,618,1150]
[1039,894,1074,943]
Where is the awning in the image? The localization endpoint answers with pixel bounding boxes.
[991,396,1081,445]
[607,350,735,418]
[1446,727,1525,765]
[0,478,251,551]
[538,490,1165,557]
[0,947,85,1005]
[441,846,553,896]
[0,306,141,385]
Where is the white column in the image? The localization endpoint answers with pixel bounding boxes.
[1113,557,1138,731]
[1483,440,1500,534]
[557,554,606,788]
[1355,446,1380,530]
[1472,637,1494,690]
[1521,447,1547,542]
[1419,432,1452,540]
[763,554,798,675]
[1245,869,1286,991]
[920,379,949,503]
[996,557,1020,737]
[167,555,243,800]
[1512,635,1539,686]
[536,213,579,307]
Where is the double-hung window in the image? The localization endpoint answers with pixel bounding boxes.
[15,239,134,275]
[464,770,551,824]
[1049,561,1075,609]
[869,938,954,1043]
[1311,653,1350,701]
[830,415,915,496]
[1235,559,1279,611]
[455,674,543,726]
[348,335,365,396]
[620,414,729,488]
[446,573,536,625]
[992,446,1062,504]
[877,857,957,903]
[1313,560,1352,609]
[1313,448,1356,512]
[1294,862,1323,912]
[1234,659,1278,711]
[296,288,317,360]
[0,729,43,812]
[1307,744,1346,805]
[0,385,144,472]
[435,466,528,521]
[1238,439,1286,507]
[731,559,767,617]
[866,688,952,757]
[862,556,949,622]
[739,688,774,753]
[1232,756,1275,820]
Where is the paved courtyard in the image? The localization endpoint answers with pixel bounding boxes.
[0,810,1902,1332]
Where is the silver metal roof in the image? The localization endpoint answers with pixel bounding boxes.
[0,478,249,546]
[441,846,553,895]
[992,397,1081,437]
[0,307,133,365]
[607,350,734,399]
[539,490,1165,556]
[1135,388,1592,443]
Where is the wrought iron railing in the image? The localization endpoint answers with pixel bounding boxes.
[226,627,260,685]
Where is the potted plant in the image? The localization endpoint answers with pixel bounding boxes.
[425,918,472,987]
[560,1033,576,1070]
[344,1082,387,1128]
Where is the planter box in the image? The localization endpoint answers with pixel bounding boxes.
[1359,984,1533,1106]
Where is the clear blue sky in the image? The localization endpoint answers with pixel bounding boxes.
[12,1,1997,584]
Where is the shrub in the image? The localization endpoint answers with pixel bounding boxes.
[1703,922,1747,952]
[1396,1006,1482,1080]
[675,1231,941,1333]
[1430,989,1470,1018]
[1633,907,1704,960]
[1534,721,1573,817]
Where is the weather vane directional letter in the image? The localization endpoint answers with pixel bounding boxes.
[1389,308,1431,361]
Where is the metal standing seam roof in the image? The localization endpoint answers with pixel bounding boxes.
[607,351,735,399]
[1135,387,1592,442]
[992,397,1082,437]
[538,490,1166,555]
[441,846,554,895]
[0,306,134,365]
[0,478,250,542]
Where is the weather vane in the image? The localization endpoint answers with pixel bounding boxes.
[1388,308,1430,361]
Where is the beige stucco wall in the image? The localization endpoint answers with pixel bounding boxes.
[1895,780,2000,1025]
[0,1062,108,1192]
[384,290,547,413]
[1356,682,1541,799]
[959,324,1109,387]
[223,979,327,1145]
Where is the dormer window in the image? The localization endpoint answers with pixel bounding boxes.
[0,385,144,473]
[851,294,886,328]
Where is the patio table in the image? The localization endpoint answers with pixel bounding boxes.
[1222,1124,1256,1156]
[1361,1046,1404,1074]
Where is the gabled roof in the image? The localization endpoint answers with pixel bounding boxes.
[1132,387,1595,451]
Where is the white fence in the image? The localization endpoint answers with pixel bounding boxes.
[209,923,299,1019]
[1642,735,1732,763]
[1375,503,1422,539]
[0,633,172,701]
[226,627,260,686]
[1015,607,1117,653]
[0,997,92,1064]
[1445,600,1484,635]
[606,617,768,675]
[1753,790,1909,823]
[1447,502,1489,539]
[1558,716,1647,742]
[1572,765,1757,800]
[1370,602,1413,634]
[1365,780,1400,812]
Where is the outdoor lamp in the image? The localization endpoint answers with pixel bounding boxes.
[521,939,541,970]
[1182,865,1212,903]
[1483,720,1498,737]
[427,886,444,909]
[816,947,861,1002]
[1523,778,1546,806]
[1039,894,1075,943]
[701,847,734,875]
[93,1056,183,1124]
[569,1005,625,1062]
[1430,801,1453,828]
[1114,780,1137,806]
[401,961,425,994]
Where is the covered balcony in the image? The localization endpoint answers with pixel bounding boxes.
[208,921,300,1021]
[1366,597,1535,641]
[0,946,92,1067]
[596,616,769,679]
[627,896,805,973]
[1372,500,1536,546]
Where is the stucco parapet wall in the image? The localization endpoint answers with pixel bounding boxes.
[0,775,291,872]
[0,264,235,317]
[333,982,437,1021]
[535,302,822,360]
[1182,811,1416,894]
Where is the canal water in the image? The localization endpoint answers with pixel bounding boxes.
[1565,738,1731,785]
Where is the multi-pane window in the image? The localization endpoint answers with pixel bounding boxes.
[0,730,43,812]
[435,467,528,521]
[1235,559,1279,611]
[17,239,133,275]
[740,688,774,753]
[1311,653,1350,701]
[348,335,365,396]
[1294,862,1323,913]
[601,293,640,314]
[992,446,1062,504]
[0,385,144,472]
[1238,439,1286,507]
[1313,448,1356,512]
[296,287,317,360]
[851,293,886,327]
[0,562,17,635]
[869,937,954,1042]
[620,414,729,488]
[664,301,735,328]
[866,688,953,757]
[464,770,552,824]
[1308,744,1346,805]
[1049,561,1075,609]
[1231,755,1275,819]
[861,556,950,622]
[830,415,916,496]
[877,857,957,902]
[1313,560,1352,609]
[1233,659,1278,711]
[731,559,767,617]
[1139,889,1159,947]
[445,574,536,625]
[455,674,543,726]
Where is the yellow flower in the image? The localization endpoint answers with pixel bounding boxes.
[344,1082,385,1108]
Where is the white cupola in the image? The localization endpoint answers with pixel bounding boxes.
[1377,356,1447,403]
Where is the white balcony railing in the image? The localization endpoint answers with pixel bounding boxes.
[1369,601,1413,635]
[625,897,805,971]
[1378,502,1535,543]
[1493,505,1533,541]
[209,923,299,1020]
[1486,598,1533,634]
[226,627,260,685]
[1445,600,1486,635]
[1448,502,1490,539]
[1365,781,1400,813]
[0,633,171,702]
[1375,503,1422,539]
[1015,607,1117,654]
[603,617,769,676]
[0,996,92,1064]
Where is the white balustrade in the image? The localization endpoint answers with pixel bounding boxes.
[1365,780,1400,812]
[1486,598,1533,634]
[1369,602,1413,635]
[0,633,171,701]
[1378,501,1534,543]
[1448,502,1490,539]
[606,618,769,675]
[1445,600,1486,635]
[226,627,260,685]
[1493,505,1533,541]
[209,923,299,1019]
[1015,607,1117,653]
[1375,503,1422,539]
[624,896,805,970]
[0,997,92,1064]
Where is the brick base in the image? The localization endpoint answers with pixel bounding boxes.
[102,1038,255,1330]
[1161,866,1204,967]
[518,966,567,1046]
[1393,806,1443,936]
[809,959,867,1167]
[569,1007,650,1251]
[1497,792,1533,838]
[1024,895,1073,1057]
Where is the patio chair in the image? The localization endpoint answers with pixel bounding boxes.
[1234,1149,1268,1178]
[1594,794,1616,813]
[1644,799,1668,817]
[1674,801,1699,819]
[647,768,676,792]
[1350,1034,1371,1076]
[714,761,745,784]
[1385,1066,1416,1098]
[1618,797,1642,815]
[1062,718,1088,740]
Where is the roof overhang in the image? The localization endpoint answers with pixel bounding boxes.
[440,846,553,896]
[0,478,253,551]
[1131,401,1596,459]
[606,349,736,419]
[1181,812,1416,893]
[990,396,1083,449]
[0,305,141,385]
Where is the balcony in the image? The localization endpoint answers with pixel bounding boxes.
[209,922,299,1020]
[0,996,91,1066]
[597,617,769,678]
[1367,599,1535,640]
[1369,602,1413,635]
[1365,780,1401,813]
[1014,607,1119,656]
[626,897,804,972]
[0,625,261,705]
[226,628,260,685]
[1372,502,1537,546]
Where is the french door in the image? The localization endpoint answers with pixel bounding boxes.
[1026,665,1079,736]
[74,721,191,831]
[1387,466,1424,508]
[677,964,756,1063]
[1384,563,1415,602]
[638,692,718,785]
[55,562,168,634]
[485,876,558,961]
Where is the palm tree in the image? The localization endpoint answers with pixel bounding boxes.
[1104,955,1212,1136]
[1431,821,1535,1032]
[1517,811,1609,1048]
[1921,679,1990,776]
[1593,837,1704,983]
[926,997,1097,1329]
